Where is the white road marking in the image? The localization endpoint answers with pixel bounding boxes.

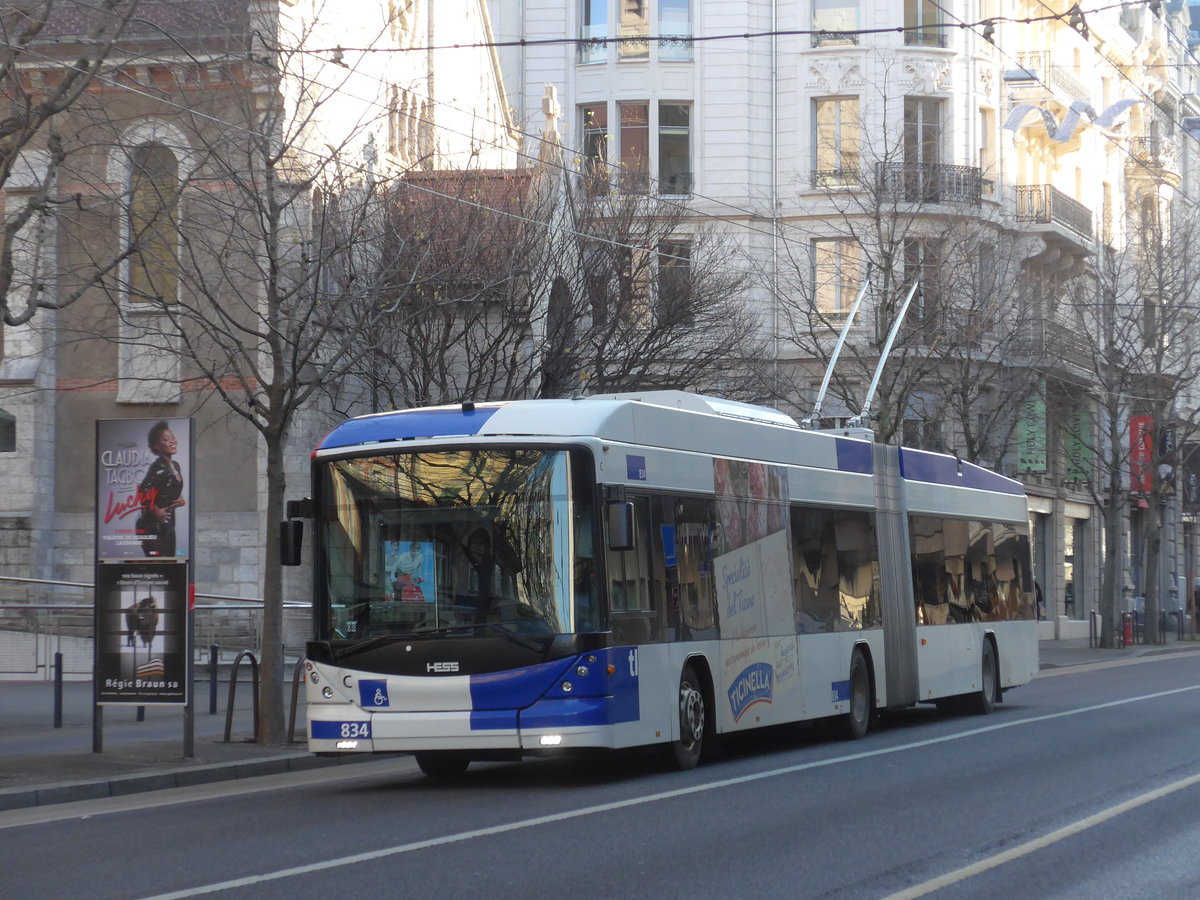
[882,771,1200,899]
[132,683,1200,900]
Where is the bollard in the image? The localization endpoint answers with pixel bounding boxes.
[1123,612,1133,647]
[209,644,219,715]
[136,705,145,722]
[53,652,63,728]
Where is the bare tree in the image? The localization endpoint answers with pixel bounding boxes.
[1063,198,1200,645]
[772,98,1042,462]
[86,17,421,742]
[0,0,143,329]
[344,159,767,409]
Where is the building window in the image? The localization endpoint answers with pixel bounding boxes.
[812,238,860,317]
[618,101,650,192]
[618,245,651,325]
[659,103,691,194]
[902,97,943,201]
[904,238,943,333]
[595,101,692,196]
[581,0,690,63]
[580,0,608,63]
[619,0,649,59]
[129,143,180,305]
[812,0,858,45]
[812,96,860,186]
[120,138,183,404]
[0,408,14,452]
[580,103,610,195]
[978,107,995,195]
[657,240,692,324]
[904,0,945,47]
[902,417,943,451]
[659,0,692,60]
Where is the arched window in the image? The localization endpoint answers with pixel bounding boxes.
[0,408,14,452]
[129,143,180,305]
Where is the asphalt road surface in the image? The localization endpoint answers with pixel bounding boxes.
[4,654,1200,900]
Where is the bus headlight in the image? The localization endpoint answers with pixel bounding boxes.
[322,686,333,699]
[575,665,589,678]
[561,681,573,693]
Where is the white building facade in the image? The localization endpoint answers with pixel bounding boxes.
[489,0,1200,636]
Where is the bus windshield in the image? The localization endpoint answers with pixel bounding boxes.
[316,447,599,640]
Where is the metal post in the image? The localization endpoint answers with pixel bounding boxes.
[53,652,63,728]
[136,706,145,722]
[209,643,219,714]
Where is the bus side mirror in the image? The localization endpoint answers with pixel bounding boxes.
[280,520,304,566]
[607,501,634,551]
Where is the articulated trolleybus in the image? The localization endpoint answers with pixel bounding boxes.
[295,391,1037,776]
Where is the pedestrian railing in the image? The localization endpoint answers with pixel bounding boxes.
[0,575,310,680]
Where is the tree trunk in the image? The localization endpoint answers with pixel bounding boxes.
[257,425,287,744]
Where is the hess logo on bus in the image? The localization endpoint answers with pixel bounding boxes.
[426,661,460,673]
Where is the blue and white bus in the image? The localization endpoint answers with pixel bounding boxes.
[296,391,1037,776]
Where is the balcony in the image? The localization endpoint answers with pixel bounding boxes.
[811,30,858,47]
[902,307,985,349]
[1015,185,1093,242]
[1128,136,1179,178]
[1013,317,1093,371]
[811,167,861,189]
[1008,52,1089,104]
[903,27,947,48]
[876,163,982,204]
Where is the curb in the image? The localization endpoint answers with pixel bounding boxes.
[0,751,377,813]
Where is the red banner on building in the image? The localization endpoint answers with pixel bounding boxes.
[1130,414,1153,493]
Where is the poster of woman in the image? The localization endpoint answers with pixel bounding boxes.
[95,418,192,560]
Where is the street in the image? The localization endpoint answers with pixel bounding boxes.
[4,654,1200,900]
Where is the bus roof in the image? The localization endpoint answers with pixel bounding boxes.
[315,392,1024,496]
[316,391,797,450]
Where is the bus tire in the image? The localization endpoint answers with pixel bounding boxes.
[964,640,998,715]
[672,663,706,770]
[414,751,470,777]
[842,649,872,740]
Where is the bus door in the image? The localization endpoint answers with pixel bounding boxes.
[607,495,658,646]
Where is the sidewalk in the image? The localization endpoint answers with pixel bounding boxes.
[4,636,1200,813]
[0,677,365,812]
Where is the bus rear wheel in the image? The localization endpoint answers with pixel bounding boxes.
[672,664,705,770]
[841,649,872,740]
[414,751,470,777]
[964,640,998,715]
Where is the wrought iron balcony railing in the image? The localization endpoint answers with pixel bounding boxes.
[811,30,859,47]
[1015,184,1093,241]
[811,167,862,188]
[903,28,947,48]
[1010,51,1088,101]
[876,162,982,204]
[1129,136,1178,171]
[1012,317,1093,371]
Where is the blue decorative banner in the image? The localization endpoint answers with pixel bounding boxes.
[727,662,773,722]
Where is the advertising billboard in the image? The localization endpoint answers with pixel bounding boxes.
[94,561,189,705]
[96,418,192,560]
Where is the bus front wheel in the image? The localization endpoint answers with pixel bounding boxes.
[672,663,705,770]
[415,751,470,777]
[842,649,872,740]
